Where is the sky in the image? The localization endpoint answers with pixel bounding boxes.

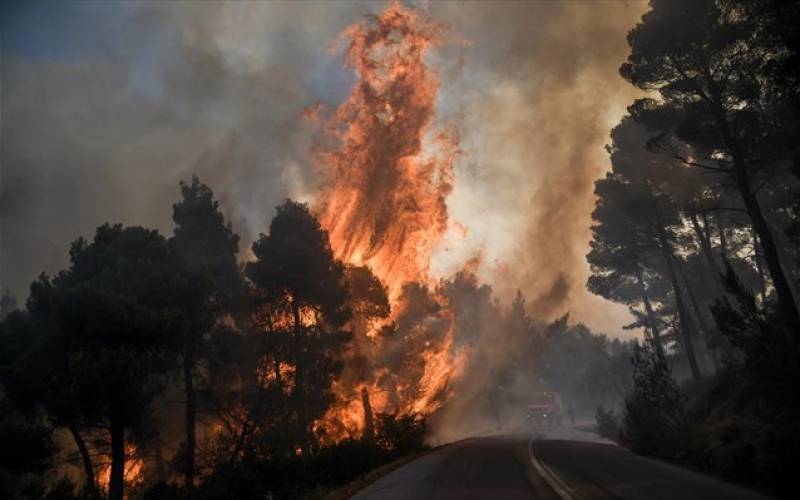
[0,0,648,337]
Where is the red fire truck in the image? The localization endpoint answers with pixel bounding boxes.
[524,391,563,427]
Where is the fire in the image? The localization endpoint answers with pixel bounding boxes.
[311,1,466,441]
[314,0,458,303]
[97,443,144,492]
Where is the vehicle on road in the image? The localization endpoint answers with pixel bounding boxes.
[524,391,563,427]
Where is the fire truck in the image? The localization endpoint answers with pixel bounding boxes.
[524,391,563,427]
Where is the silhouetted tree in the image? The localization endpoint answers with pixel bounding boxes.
[26,224,201,500]
[0,313,59,498]
[246,201,351,453]
[0,288,17,320]
[621,0,800,328]
[171,175,241,496]
[1,284,101,497]
[623,340,688,458]
[589,117,703,380]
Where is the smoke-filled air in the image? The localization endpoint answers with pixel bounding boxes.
[2,1,799,499]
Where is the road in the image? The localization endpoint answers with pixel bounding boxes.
[351,428,771,500]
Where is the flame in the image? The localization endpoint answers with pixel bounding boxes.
[97,443,144,493]
[311,1,466,441]
[314,1,458,303]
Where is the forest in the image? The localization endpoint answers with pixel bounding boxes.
[1,0,799,499]
[587,1,799,497]
[0,178,632,499]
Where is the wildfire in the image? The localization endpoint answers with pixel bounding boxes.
[311,1,466,441]
[314,1,458,303]
[97,443,144,492]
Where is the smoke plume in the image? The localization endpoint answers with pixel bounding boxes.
[1,1,647,346]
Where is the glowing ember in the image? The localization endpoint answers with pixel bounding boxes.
[311,1,465,441]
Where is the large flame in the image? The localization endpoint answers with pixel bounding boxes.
[311,1,465,441]
[315,1,458,303]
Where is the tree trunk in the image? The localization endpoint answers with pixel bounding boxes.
[291,301,309,454]
[67,423,98,498]
[718,215,728,262]
[751,226,768,303]
[108,410,126,500]
[636,269,665,359]
[656,224,702,382]
[675,260,712,337]
[183,335,196,498]
[361,387,375,444]
[709,96,800,327]
[737,173,800,326]
[675,259,719,373]
[690,212,725,298]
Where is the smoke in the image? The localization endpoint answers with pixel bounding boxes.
[0,1,366,298]
[1,1,646,337]
[428,1,648,335]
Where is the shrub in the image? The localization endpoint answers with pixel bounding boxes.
[623,342,688,458]
[594,405,620,441]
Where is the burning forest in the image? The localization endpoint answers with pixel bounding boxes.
[312,2,462,440]
[3,0,800,499]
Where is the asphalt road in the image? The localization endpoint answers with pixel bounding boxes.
[351,430,772,500]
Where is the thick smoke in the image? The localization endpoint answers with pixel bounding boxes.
[0,2,365,298]
[429,1,648,334]
[1,1,646,344]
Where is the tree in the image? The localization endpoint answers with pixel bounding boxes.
[0,286,107,497]
[246,201,351,452]
[621,0,800,328]
[623,340,688,458]
[23,224,201,500]
[711,263,800,414]
[0,282,101,497]
[0,312,59,498]
[171,176,241,495]
[0,288,17,320]
[589,117,704,379]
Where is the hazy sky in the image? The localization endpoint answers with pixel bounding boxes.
[1,1,647,337]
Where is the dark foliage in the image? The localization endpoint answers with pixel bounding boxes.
[623,342,689,458]
[594,405,621,442]
[188,412,428,500]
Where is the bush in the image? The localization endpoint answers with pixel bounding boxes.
[195,413,430,499]
[594,405,620,441]
[622,342,689,458]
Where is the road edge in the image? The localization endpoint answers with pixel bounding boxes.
[528,437,578,500]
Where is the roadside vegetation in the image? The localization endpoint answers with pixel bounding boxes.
[0,176,629,499]
[0,173,638,499]
[0,178,432,499]
[589,1,800,497]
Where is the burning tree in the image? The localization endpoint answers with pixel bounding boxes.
[309,0,466,440]
[246,200,352,453]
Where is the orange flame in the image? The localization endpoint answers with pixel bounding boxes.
[97,443,144,493]
[311,1,466,441]
[314,1,458,303]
